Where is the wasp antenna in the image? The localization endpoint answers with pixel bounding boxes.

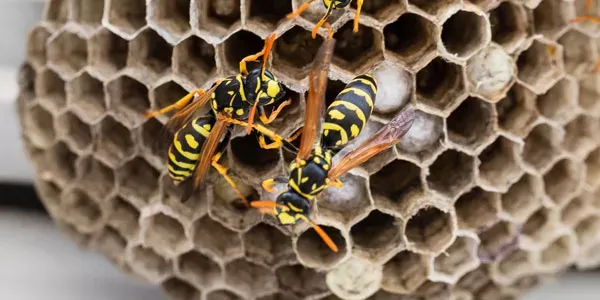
[300,215,339,252]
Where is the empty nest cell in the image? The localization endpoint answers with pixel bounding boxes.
[543,159,583,207]
[332,21,383,72]
[561,194,591,227]
[192,216,243,259]
[149,0,191,40]
[540,235,575,270]
[405,206,454,254]
[27,26,50,68]
[276,264,328,298]
[478,221,518,263]
[66,71,106,123]
[522,208,555,245]
[381,250,428,294]
[558,29,598,78]
[203,0,241,29]
[35,69,66,113]
[61,188,103,232]
[77,156,115,200]
[56,112,92,152]
[106,0,147,36]
[44,0,68,27]
[243,223,295,267]
[496,248,532,282]
[128,29,173,76]
[117,157,159,204]
[178,250,222,288]
[107,75,150,127]
[536,77,578,124]
[575,215,600,248]
[533,0,571,39]
[223,30,264,71]
[152,81,187,113]
[130,245,172,282]
[522,123,563,173]
[501,174,543,223]
[383,13,436,68]
[441,10,490,59]
[161,277,200,300]
[447,97,496,152]
[23,104,55,148]
[496,83,538,138]
[408,0,459,17]
[173,35,216,86]
[585,148,600,188]
[478,136,523,191]
[350,210,402,258]
[88,30,128,77]
[433,236,478,280]
[426,149,475,198]
[273,26,324,80]
[225,259,277,296]
[350,0,404,20]
[96,116,135,167]
[36,179,62,211]
[94,226,127,263]
[370,159,423,212]
[489,1,529,52]
[143,212,188,257]
[43,142,77,186]
[47,30,88,76]
[416,57,466,113]
[140,117,166,165]
[579,74,600,115]
[209,183,261,231]
[248,0,292,26]
[108,196,140,239]
[72,0,104,29]
[295,225,347,268]
[563,115,600,157]
[516,39,563,93]
[230,131,281,174]
[455,187,500,230]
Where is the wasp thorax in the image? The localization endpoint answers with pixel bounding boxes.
[245,68,286,106]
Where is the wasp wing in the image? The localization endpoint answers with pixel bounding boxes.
[297,38,336,160]
[327,108,417,181]
[164,84,219,134]
[189,115,229,193]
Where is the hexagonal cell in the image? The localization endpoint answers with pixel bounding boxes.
[117,157,160,205]
[477,221,519,263]
[383,13,437,69]
[230,131,281,175]
[295,225,347,268]
[93,226,127,263]
[276,264,328,298]
[209,183,262,232]
[77,157,115,200]
[433,236,478,280]
[24,105,56,148]
[107,75,150,127]
[152,81,187,113]
[47,30,88,76]
[72,0,104,29]
[396,110,445,161]
[561,194,591,227]
[455,187,500,230]
[496,248,533,281]
[541,234,575,270]
[496,83,538,138]
[536,77,578,124]
[381,251,428,294]
[350,0,404,20]
[178,250,222,288]
[516,39,563,93]
[522,208,556,245]
[413,279,451,298]
[61,189,103,232]
[426,150,475,198]
[35,69,66,113]
[130,245,172,282]
[161,277,200,300]
[558,30,598,78]
[522,123,564,173]
[544,159,583,207]
[194,0,241,34]
[35,179,62,212]
[273,26,324,80]
[575,215,600,248]
[317,173,372,226]
[27,26,50,68]
[408,0,460,17]
[143,213,188,257]
[106,0,147,37]
[369,63,413,117]
[88,30,128,77]
[466,44,516,103]
[441,10,490,59]
[243,223,295,267]
[350,210,403,260]
[370,159,422,211]
[173,36,216,86]
[207,289,245,300]
[332,21,384,73]
[223,30,264,71]
[585,148,600,189]
[405,206,454,254]
[127,29,173,76]
[447,97,496,153]
[456,267,491,293]
[248,0,292,27]
[501,174,543,223]
[478,136,523,191]
[56,112,92,152]
[108,196,140,239]
[66,72,106,123]
[533,0,571,39]
[579,74,600,115]
[563,115,600,157]
[225,259,277,296]
[18,63,36,105]
[489,1,529,52]
[44,0,68,27]
[416,57,466,113]
[42,142,77,185]
[149,0,191,41]
[95,116,135,167]
[192,216,243,259]
[326,257,383,300]
[473,283,513,300]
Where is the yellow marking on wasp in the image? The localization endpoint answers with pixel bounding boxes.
[289,179,314,200]
[301,177,309,183]
[330,100,367,124]
[311,183,317,191]
[328,109,345,120]
[236,74,247,101]
[322,122,349,145]
[288,203,303,212]
[356,77,377,94]
[324,129,330,136]
[350,124,360,137]
[184,134,199,149]
[192,122,211,137]
[277,212,297,225]
[323,164,330,170]
[227,91,234,95]
[174,140,200,160]
[338,87,374,108]
[203,124,211,131]
[168,165,192,176]
[169,174,186,181]
[224,107,234,114]
[267,81,279,97]
[236,109,245,116]
[168,152,196,169]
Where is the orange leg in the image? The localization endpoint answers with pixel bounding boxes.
[353,0,363,33]
[585,0,594,11]
[312,17,328,39]
[287,0,317,19]
[570,15,600,24]
[259,98,292,124]
[239,33,276,75]
[144,89,204,118]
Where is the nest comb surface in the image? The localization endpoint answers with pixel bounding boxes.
[16,0,600,299]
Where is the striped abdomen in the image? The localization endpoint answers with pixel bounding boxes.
[321,74,377,150]
[167,116,215,183]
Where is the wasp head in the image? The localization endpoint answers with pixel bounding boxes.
[246,68,286,107]
[274,191,311,225]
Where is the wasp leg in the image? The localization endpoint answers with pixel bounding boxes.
[287,0,317,19]
[259,208,276,215]
[144,89,204,118]
[211,153,250,208]
[262,177,287,193]
[259,98,292,124]
[239,34,276,75]
[312,17,328,39]
[219,115,288,150]
[286,128,303,143]
[353,0,363,33]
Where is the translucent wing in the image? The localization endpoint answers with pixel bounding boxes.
[164,84,219,134]
[297,38,336,160]
[327,108,417,181]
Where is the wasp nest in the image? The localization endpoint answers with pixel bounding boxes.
[17,0,600,299]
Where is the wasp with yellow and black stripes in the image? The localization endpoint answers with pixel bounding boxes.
[287,0,365,38]
[249,35,417,252]
[145,33,295,204]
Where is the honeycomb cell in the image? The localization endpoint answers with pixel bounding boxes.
[178,250,222,288]
[130,245,172,283]
[540,234,575,271]
[161,277,200,300]
[447,97,496,153]
[408,0,460,17]
[56,112,92,152]
[88,29,128,77]
[563,115,600,157]
[371,63,413,115]
[396,110,445,161]
[107,75,150,127]
[230,131,281,175]
[192,216,243,260]
[433,236,479,281]
[108,196,140,239]
[243,223,295,267]
[173,35,216,86]
[455,187,500,230]
[405,206,455,254]
[350,210,403,260]
[561,193,591,227]
[72,0,104,30]
[522,123,564,173]
[42,142,77,186]
[148,0,191,42]
[248,0,292,27]
[332,21,384,73]
[44,0,68,27]
[495,248,533,282]
[27,26,50,69]
[106,0,147,37]
[579,74,600,116]
[35,69,66,113]
[466,44,515,102]
[426,149,475,198]
[95,116,136,167]
[295,225,347,268]
[585,148,600,189]
[413,280,451,298]
[478,221,519,262]
[501,174,543,223]
[416,57,466,114]
[516,38,563,94]
[206,289,245,300]
[18,63,36,105]
[440,9,491,60]
[489,1,529,53]
[326,257,382,300]
[47,30,88,77]
[152,80,187,113]
[77,156,115,200]
[127,29,173,77]
[273,26,324,80]
[533,0,571,39]
[35,179,62,213]
[317,173,372,226]
[140,117,166,166]
[575,215,600,248]
[223,30,264,71]
[536,77,578,124]
[351,0,405,21]
[456,267,491,293]
[558,30,598,78]
[478,136,523,191]
[577,242,600,270]
[66,71,106,123]
[143,212,189,258]
[93,226,127,263]
[381,250,428,294]
[383,13,437,69]
[276,264,328,298]
[496,83,539,138]
[225,259,277,297]
[61,188,103,232]
[210,182,262,232]
[543,159,583,207]
[195,0,241,34]
[522,208,556,246]
[117,157,160,205]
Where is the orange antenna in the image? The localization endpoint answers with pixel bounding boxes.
[250,200,289,211]
[261,33,276,79]
[299,215,339,252]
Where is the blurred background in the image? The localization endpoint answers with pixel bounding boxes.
[0,1,598,299]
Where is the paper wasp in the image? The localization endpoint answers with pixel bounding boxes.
[249,36,416,252]
[287,0,364,38]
